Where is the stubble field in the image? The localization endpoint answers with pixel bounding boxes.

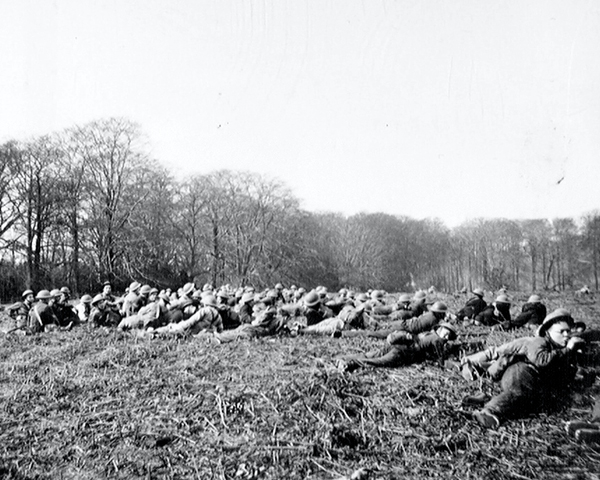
[1,292,599,480]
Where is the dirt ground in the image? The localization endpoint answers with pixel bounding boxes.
[0,292,599,479]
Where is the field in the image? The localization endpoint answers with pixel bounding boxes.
[1,293,600,480]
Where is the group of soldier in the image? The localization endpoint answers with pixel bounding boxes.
[3,281,598,438]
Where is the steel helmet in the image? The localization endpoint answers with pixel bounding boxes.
[536,308,574,337]
[240,292,254,304]
[429,301,448,313]
[304,291,321,307]
[80,294,93,304]
[36,290,52,300]
[202,295,217,307]
[91,294,105,306]
[495,294,510,304]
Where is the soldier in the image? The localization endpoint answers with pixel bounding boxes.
[303,290,334,326]
[76,295,93,323]
[510,294,547,329]
[364,301,451,339]
[152,294,222,337]
[118,291,170,331]
[215,290,241,330]
[121,281,142,317]
[139,284,152,309]
[337,322,457,372]
[325,288,351,316]
[293,296,371,337]
[214,290,285,343]
[456,288,487,322]
[372,293,413,320]
[99,281,122,316]
[408,291,429,318]
[28,290,60,333]
[237,292,256,324]
[473,294,511,328]
[462,309,587,428]
[53,287,79,327]
[89,294,121,327]
[166,282,196,323]
[9,290,36,330]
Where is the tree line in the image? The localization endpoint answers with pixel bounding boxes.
[1,117,599,300]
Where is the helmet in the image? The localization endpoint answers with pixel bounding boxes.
[91,294,105,306]
[472,288,484,297]
[36,290,52,300]
[80,294,93,304]
[537,308,574,337]
[50,289,61,298]
[398,293,412,303]
[182,283,195,296]
[527,294,541,304]
[429,301,448,313]
[240,292,255,304]
[60,286,71,295]
[22,289,34,298]
[495,294,510,304]
[140,285,152,295]
[304,291,321,307]
[355,293,369,303]
[437,322,457,340]
[159,292,171,303]
[202,295,217,307]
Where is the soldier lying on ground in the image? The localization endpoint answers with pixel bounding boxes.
[508,294,547,330]
[370,293,412,318]
[467,294,511,328]
[460,308,591,428]
[210,290,287,344]
[340,301,451,339]
[118,290,170,331]
[336,322,457,372]
[290,296,371,336]
[456,288,487,322]
[150,294,222,337]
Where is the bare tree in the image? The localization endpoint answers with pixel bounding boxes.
[72,118,150,284]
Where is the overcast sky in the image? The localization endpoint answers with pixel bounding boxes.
[1,0,599,227]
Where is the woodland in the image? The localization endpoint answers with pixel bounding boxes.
[1,117,599,298]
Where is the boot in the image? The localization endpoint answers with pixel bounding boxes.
[566,421,598,436]
[575,428,600,444]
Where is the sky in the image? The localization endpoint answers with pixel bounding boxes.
[1,0,599,227]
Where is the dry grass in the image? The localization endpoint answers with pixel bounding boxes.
[0,292,599,479]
